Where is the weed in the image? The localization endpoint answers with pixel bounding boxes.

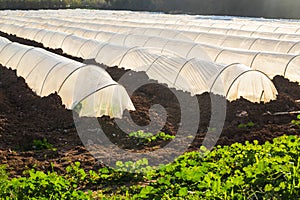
[291,114,300,128]
[129,131,175,145]
[32,138,56,151]
[238,121,255,128]
[1,135,299,199]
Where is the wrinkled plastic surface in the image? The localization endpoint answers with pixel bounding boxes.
[0,37,135,118]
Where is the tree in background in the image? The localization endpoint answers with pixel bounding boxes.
[108,0,155,11]
[0,0,107,9]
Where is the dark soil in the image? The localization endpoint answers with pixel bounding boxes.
[0,32,299,176]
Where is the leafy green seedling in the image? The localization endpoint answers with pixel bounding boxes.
[129,131,175,144]
[238,121,255,128]
[32,138,56,151]
[291,114,300,128]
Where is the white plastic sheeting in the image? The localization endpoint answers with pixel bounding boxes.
[68,40,278,102]
[1,23,299,84]
[72,10,300,34]
[0,25,278,102]
[0,11,284,102]
[98,47,277,103]
[0,37,135,118]
[34,15,300,41]
[2,16,300,55]
[4,9,300,35]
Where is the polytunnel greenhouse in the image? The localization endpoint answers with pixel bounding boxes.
[3,15,300,55]
[4,9,300,34]
[51,16,300,41]
[1,21,299,84]
[0,22,278,103]
[55,9,300,34]
[0,37,135,118]
[0,10,286,30]
[9,11,300,42]
[5,9,300,103]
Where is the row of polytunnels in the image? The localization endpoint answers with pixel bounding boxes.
[3,17,300,55]
[0,36,135,118]
[0,9,299,118]
[3,9,300,33]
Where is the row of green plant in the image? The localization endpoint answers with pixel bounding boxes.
[128,130,175,145]
[292,114,300,128]
[0,133,299,199]
[135,135,300,199]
